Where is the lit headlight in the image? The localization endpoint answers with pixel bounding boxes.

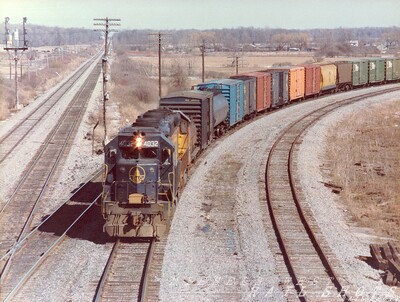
[135,136,143,148]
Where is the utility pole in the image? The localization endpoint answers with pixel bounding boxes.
[94,17,120,149]
[148,32,167,98]
[229,54,240,75]
[4,17,28,109]
[200,40,205,83]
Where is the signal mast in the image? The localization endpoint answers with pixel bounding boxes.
[4,17,28,109]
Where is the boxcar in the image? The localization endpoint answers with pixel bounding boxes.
[230,75,257,118]
[302,65,321,96]
[195,79,244,126]
[368,58,385,84]
[267,66,305,102]
[160,90,228,152]
[239,72,272,112]
[262,70,289,108]
[335,61,353,91]
[351,59,369,87]
[386,58,400,81]
[320,64,337,92]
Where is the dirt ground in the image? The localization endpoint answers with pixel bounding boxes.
[325,99,400,242]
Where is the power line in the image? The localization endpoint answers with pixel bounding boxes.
[94,17,120,149]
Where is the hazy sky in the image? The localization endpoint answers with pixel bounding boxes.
[1,0,399,30]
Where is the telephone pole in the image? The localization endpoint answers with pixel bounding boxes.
[200,40,205,83]
[4,17,28,109]
[228,55,240,75]
[94,17,120,149]
[148,32,167,98]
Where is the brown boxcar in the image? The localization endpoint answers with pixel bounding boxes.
[335,61,353,91]
[268,66,305,101]
[239,72,272,112]
[302,65,321,97]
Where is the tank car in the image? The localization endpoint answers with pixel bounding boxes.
[101,108,197,238]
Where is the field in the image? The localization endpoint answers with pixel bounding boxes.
[326,100,400,241]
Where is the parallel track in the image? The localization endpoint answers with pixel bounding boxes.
[0,60,101,281]
[265,87,400,301]
[0,54,99,164]
[94,239,155,302]
[0,172,103,301]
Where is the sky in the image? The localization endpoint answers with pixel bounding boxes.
[1,0,399,30]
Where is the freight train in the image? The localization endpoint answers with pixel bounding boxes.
[101,56,400,238]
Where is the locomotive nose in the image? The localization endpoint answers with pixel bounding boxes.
[128,163,159,204]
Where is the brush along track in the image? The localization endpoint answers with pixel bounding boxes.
[0,171,103,301]
[94,239,155,302]
[0,61,101,273]
[0,53,100,165]
[265,87,400,302]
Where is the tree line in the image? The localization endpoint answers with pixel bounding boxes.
[113,26,400,55]
[0,24,99,47]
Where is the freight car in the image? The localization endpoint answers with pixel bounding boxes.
[195,79,245,126]
[101,55,400,238]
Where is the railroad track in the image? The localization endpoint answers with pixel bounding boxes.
[0,171,103,301]
[94,239,155,302]
[0,53,100,165]
[264,87,400,302]
[0,60,101,277]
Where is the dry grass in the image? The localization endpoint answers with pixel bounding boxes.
[325,100,400,241]
[0,48,95,121]
[109,54,159,126]
[109,51,319,127]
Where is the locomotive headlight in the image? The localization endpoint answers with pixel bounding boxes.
[135,136,143,148]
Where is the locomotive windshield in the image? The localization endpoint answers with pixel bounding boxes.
[121,147,158,159]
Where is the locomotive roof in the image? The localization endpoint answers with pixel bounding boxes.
[129,108,181,137]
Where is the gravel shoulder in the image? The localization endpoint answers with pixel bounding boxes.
[0,57,103,213]
[296,91,400,302]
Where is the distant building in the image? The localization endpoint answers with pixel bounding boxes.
[349,40,359,47]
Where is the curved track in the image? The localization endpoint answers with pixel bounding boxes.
[0,59,101,282]
[264,87,400,301]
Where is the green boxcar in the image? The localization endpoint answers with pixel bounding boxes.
[386,58,394,81]
[384,58,400,82]
[351,59,369,87]
[393,58,400,80]
[368,58,385,83]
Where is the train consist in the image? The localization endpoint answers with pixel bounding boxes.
[101,56,400,238]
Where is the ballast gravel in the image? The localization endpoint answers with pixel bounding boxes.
[296,92,400,302]
[1,68,400,302]
[159,84,400,302]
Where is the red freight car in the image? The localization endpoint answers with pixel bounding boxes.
[239,72,272,112]
[302,65,321,97]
